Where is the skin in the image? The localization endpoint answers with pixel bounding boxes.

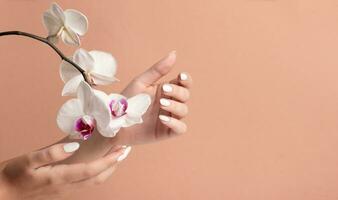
[0,51,193,199]
[0,144,127,200]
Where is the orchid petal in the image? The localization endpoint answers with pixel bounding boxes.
[61,28,80,46]
[73,49,94,71]
[98,125,120,138]
[89,50,117,80]
[50,3,65,22]
[90,91,112,131]
[98,115,126,137]
[77,81,92,112]
[57,99,84,136]
[110,117,126,129]
[62,75,83,96]
[77,81,111,129]
[126,93,151,118]
[42,11,62,36]
[91,72,119,85]
[108,93,126,100]
[122,116,143,127]
[64,9,88,36]
[60,60,81,83]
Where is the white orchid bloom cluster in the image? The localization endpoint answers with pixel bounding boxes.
[41,3,151,140]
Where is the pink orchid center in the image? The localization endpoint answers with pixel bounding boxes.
[109,98,128,117]
[74,115,96,140]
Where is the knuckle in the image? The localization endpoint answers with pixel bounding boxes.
[170,102,178,111]
[182,104,189,116]
[45,149,55,161]
[177,87,190,101]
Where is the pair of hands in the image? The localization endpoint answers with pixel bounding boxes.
[0,51,193,199]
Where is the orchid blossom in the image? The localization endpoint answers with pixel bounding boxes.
[101,93,152,137]
[43,3,88,46]
[60,48,118,96]
[57,81,111,140]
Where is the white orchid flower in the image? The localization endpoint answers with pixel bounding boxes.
[57,81,111,140]
[60,48,118,96]
[99,93,151,137]
[43,3,88,46]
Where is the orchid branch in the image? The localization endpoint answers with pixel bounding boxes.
[0,3,151,141]
[0,31,90,84]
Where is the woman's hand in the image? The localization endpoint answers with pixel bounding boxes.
[0,143,131,200]
[115,51,193,145]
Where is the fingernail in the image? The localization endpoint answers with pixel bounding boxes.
[117,146,132,162]
[159,115,171,122]
[162,84,173,93]
[63,142,80,153]
[180,73,188,81]
[160,98,171,107]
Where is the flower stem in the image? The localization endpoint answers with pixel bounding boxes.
[0,31,90,83]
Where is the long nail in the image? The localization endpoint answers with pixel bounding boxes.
[160,98,171,107]
[159,115,171,122]
[162,84,173,93]
[63,142,80,153]
[117,146,132,162]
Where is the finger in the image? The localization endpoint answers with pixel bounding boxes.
[162,83,190,102]
[158,115,187,134]
[159,98,188,118]
[28,142,80,169]
[135,51,176,86]
[169,72,193,88]
[75,165,118,187]
[40,146,131,184]
[177,72,193,88]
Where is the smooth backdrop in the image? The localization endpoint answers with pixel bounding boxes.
[1,0,338,199]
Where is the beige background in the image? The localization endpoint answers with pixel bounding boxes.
[1,0,338,199]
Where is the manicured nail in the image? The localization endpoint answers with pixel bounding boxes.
[117,146,131,162]
[160,98,171,107]
[159,115,171,122]
[63,142,80,153]
[180,73,188,81]
[162,84,173,93]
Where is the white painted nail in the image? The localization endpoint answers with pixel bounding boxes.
[63,142,80,153]
[160,98,171,107]
[180,73,188,81]
[159,115,171,122]
[162,84,173,93]
[117,146,131,162]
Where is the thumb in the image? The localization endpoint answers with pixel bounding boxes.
[28,142,80,168]
[135,51,176,86]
